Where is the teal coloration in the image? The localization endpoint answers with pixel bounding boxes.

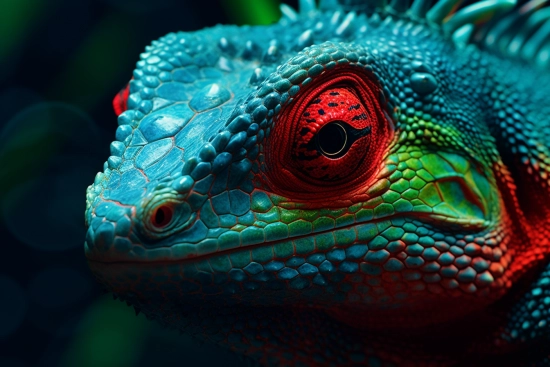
[135,138,173,169]
[85,0,550,365]
[410,72,438,95]
[189,83,232,111]
[138,104,194,141]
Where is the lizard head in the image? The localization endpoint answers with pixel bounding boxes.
[85,1,534,331]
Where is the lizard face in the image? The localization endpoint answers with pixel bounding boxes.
[85,10,523,328]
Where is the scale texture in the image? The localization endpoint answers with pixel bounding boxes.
[85,0,550,365]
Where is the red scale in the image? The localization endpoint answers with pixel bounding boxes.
[113,83,130,116]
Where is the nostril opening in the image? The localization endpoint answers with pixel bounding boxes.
[152,205,173,228]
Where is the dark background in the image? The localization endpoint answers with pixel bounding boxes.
[0,0,296,366]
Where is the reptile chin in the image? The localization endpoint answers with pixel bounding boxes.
[86,205,510,330]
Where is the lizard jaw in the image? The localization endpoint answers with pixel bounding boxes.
[85,210,492,264]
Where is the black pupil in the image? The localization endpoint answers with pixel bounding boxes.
[316,122,347,157]
[154,206,172,227]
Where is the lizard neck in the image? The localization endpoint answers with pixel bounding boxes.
[90,260,523,366]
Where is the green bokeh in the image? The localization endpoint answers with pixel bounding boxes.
[0,0,47,60]
[49,13,137,109]
[221,0,281,25]
[61,296,151,367]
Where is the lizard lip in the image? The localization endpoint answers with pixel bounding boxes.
[86,211,491,265]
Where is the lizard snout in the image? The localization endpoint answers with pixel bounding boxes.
[85,201,135,260]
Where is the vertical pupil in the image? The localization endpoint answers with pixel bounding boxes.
[154,206,172,227]
[316,122,347,157]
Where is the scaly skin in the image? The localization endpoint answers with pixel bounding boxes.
[85,0,550,365]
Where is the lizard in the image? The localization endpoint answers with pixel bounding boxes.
[84,0,550,365]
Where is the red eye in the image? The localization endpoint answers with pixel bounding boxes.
[294,87,375,179]
[264,68,391,197]
[113,82,130,116]
[152,205,173,228]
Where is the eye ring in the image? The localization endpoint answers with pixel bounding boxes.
[263,67,392,197]
[140,190,195,240]
[315,121,348,158]
[152,205,173,228]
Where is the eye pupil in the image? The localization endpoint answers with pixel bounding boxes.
[316,122,348,157]
[153,205,173,228]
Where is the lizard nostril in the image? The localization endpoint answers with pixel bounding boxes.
[152,205,173,228]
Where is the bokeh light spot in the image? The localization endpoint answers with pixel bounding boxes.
[0,102,105,251]
[60,295,150,367]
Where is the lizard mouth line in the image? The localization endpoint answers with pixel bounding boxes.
[87,211,491,265]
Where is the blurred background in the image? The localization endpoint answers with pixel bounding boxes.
[0,0,296,366]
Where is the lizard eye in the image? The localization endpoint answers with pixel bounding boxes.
[152,205,173,228]
[264,69,391,195]
[141,196,194,240]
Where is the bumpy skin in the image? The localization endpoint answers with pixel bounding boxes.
[85,0,550,365]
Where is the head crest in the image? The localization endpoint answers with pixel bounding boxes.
[283,0,550,67]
